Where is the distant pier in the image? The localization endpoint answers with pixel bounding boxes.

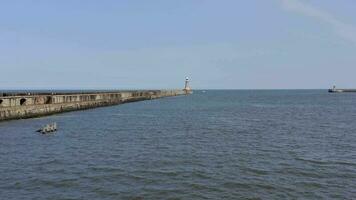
[0,90,187,121]
[328,89,356,93]
[328,86,356,93]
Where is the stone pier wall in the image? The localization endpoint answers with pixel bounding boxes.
[0,90,185,121]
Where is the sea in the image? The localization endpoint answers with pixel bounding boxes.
[1,90,355,199]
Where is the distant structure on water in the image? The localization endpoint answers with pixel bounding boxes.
[184,77,192,94]
[328,85,356,93]
[0,77,193,121]
[37,123,57,134]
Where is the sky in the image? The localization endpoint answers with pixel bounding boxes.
[1,0,356,89]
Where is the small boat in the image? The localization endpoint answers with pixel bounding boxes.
[37,123,57,134]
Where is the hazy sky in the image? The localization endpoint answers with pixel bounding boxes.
[1,0,356,89]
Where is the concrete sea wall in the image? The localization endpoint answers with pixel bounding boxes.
[328,89,356,93]
[0,90,185,121]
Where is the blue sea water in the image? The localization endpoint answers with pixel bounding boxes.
[1,90,356,199]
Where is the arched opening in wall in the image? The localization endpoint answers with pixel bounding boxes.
[45,97,52,104]
[20,98,26,106]
[0,99,3,105]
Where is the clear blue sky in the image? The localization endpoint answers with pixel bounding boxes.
[1,0,356,89]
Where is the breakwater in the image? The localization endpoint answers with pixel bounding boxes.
[328,89,356,93]
[0,90,186,121]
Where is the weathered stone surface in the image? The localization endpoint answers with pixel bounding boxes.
[0,90,185,121]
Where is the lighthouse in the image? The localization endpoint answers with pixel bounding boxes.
[183,77,192,94]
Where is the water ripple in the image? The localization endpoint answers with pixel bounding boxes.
[1,90,356,199]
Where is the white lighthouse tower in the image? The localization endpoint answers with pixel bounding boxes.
[183,77,192,94]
